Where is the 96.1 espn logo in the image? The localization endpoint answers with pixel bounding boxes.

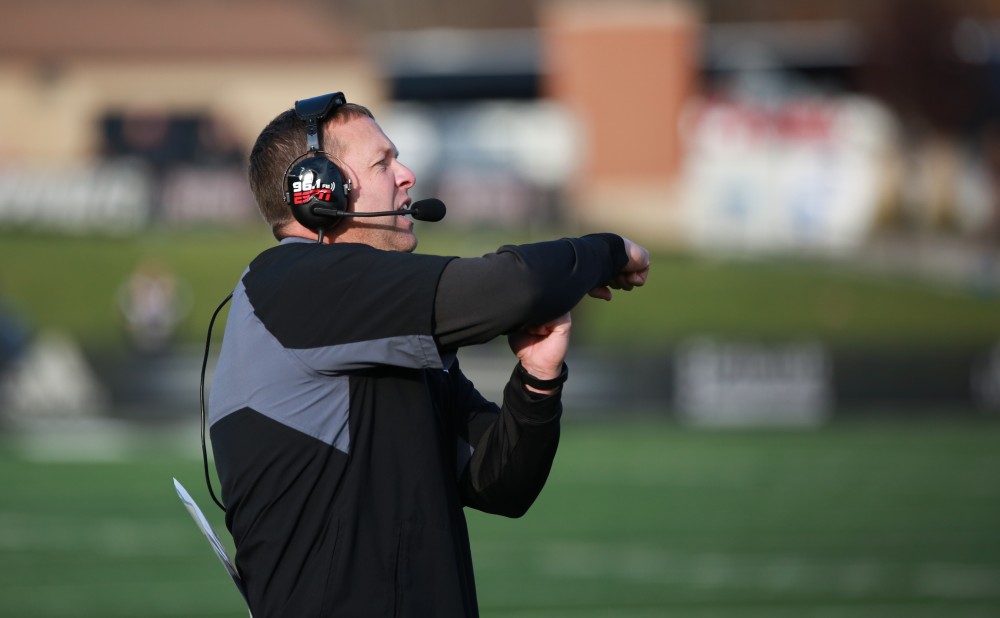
[291,167,336,205]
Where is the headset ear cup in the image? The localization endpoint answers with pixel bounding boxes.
[285,156,349,231]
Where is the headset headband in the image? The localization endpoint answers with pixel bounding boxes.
[294,92,346,151]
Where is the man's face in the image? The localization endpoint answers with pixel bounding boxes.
[328,115,418,252]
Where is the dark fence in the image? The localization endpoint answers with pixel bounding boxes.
[77,339,1000,426]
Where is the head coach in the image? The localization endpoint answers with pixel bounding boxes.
[207,91,650,617]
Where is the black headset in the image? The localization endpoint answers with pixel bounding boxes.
[283,92,352,232]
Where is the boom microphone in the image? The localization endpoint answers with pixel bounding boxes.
[313,198,446,222]
[407,198,446,222]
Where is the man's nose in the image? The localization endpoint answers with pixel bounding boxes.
[396,162,416,188]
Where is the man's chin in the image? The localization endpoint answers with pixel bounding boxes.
[385,228,418,253]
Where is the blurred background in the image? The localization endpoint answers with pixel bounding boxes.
[0,0,998,616]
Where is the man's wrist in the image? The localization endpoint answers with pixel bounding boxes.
[515,362,568,392]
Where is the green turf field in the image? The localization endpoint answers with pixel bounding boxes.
[1,420,997,617]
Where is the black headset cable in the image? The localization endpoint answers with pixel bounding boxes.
[200,292,233,512]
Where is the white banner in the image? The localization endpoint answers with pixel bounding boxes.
[681,95,895,255]
[675,338,832,426]
[0,163,152,233]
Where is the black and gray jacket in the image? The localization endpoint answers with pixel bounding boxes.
[209,233,628,617]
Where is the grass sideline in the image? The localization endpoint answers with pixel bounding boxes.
[0,228,998,351]
[0,419,998,617]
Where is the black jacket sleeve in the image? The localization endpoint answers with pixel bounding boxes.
[444,361,562,518]
[434,233,628,350]
[434,234,626,517]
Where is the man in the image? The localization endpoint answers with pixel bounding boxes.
[209,93,649,617]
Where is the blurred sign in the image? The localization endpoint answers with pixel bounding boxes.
[160,166,257,224]
[0,163,152,234]
[0,331,108,421]
[681,94,895,255]
[972,342,1000,410]
[0,163,258,233]
[675,339,832,426]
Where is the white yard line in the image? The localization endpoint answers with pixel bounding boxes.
[532,541,1000,599]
